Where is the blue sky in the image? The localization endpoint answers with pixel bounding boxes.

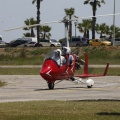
[0,0,120,42]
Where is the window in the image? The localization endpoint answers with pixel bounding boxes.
[115,38,120,41]
[72,38,80,42]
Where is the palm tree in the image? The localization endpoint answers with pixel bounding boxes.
[41,25,51,39]
[77,19,92,39]
[106,25,120,39]
[95,23,108,38]
[84,0,105,39]
[64,7,75,41]
[23,33,31,37]
[32,0,43,42]
[23,18,37,37]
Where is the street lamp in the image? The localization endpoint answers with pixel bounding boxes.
[74,21,77,37]
[113,0,115,46]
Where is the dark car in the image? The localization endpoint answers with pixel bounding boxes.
[9,38,31,47]
[62,37,88,47]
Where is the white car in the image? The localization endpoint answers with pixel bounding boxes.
[39,39,61,47]
[24,41,39,47]
[0,41,6,48]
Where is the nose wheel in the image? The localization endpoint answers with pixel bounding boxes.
[48,83,54,89]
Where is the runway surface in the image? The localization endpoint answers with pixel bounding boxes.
[0,75,120,102]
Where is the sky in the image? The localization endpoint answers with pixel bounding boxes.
[0,0,120,42]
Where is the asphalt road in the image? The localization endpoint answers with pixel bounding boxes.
[0,75,120,102]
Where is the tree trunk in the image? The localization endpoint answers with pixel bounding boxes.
[37,0,40,43]
[92,0,96,39]
[87,30,89,39]
[31,28,35,37]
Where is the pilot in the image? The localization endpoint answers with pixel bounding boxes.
[62,47,80,83]
[52,49,66,66]
[62,47,74,67]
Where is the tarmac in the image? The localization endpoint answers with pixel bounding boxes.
[0,75,120,102]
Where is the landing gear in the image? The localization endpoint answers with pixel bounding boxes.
[48,83,54,90]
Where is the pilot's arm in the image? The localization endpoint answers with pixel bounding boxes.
[61,56,66,65]
[69,55,74,67]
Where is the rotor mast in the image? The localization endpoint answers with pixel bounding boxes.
[62,18,70,47]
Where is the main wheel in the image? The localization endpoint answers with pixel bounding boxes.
[48,83,54,90]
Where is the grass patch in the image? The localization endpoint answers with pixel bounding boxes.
[0,80,6,87]
[0,101,120,120]
[0,47,120,65]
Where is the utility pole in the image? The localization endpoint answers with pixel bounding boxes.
[74,21,77,37]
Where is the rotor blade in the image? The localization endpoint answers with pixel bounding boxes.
[5,20,62,31]
[80,13,120,19]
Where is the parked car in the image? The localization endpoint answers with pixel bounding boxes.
[89,38,111,46]
[107,38,120,46]
[9,38,30,47]
[24,41,39,47]
[62,37,88,47]
[0,35,2,40]
[0,41,6,48]
[39,39,61,47]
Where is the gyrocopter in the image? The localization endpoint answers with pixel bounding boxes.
[40,18,109,89]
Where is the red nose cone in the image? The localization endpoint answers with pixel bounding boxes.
[40,66,52,79]
[40,59,60,82]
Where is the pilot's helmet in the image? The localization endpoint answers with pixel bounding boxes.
[62,47,71,55]
[56,49,62,55]
[53,49,61,57]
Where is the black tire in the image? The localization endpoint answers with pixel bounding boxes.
[76,44,80,47]
[101,44,105,46]
[62,44,65,47]
[51,44,55,47]
[87,85,92,88]
[39,44,43,47]
[35,44,40,47]
[48,83,54,90]
[89,44,92,46]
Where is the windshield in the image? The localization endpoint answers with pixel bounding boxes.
[44,49,55,60]
[50,39,57,43]
[101,38,109,41]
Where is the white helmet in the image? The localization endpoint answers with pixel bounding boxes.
[56,49,62,55]
[62,47,71,55]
